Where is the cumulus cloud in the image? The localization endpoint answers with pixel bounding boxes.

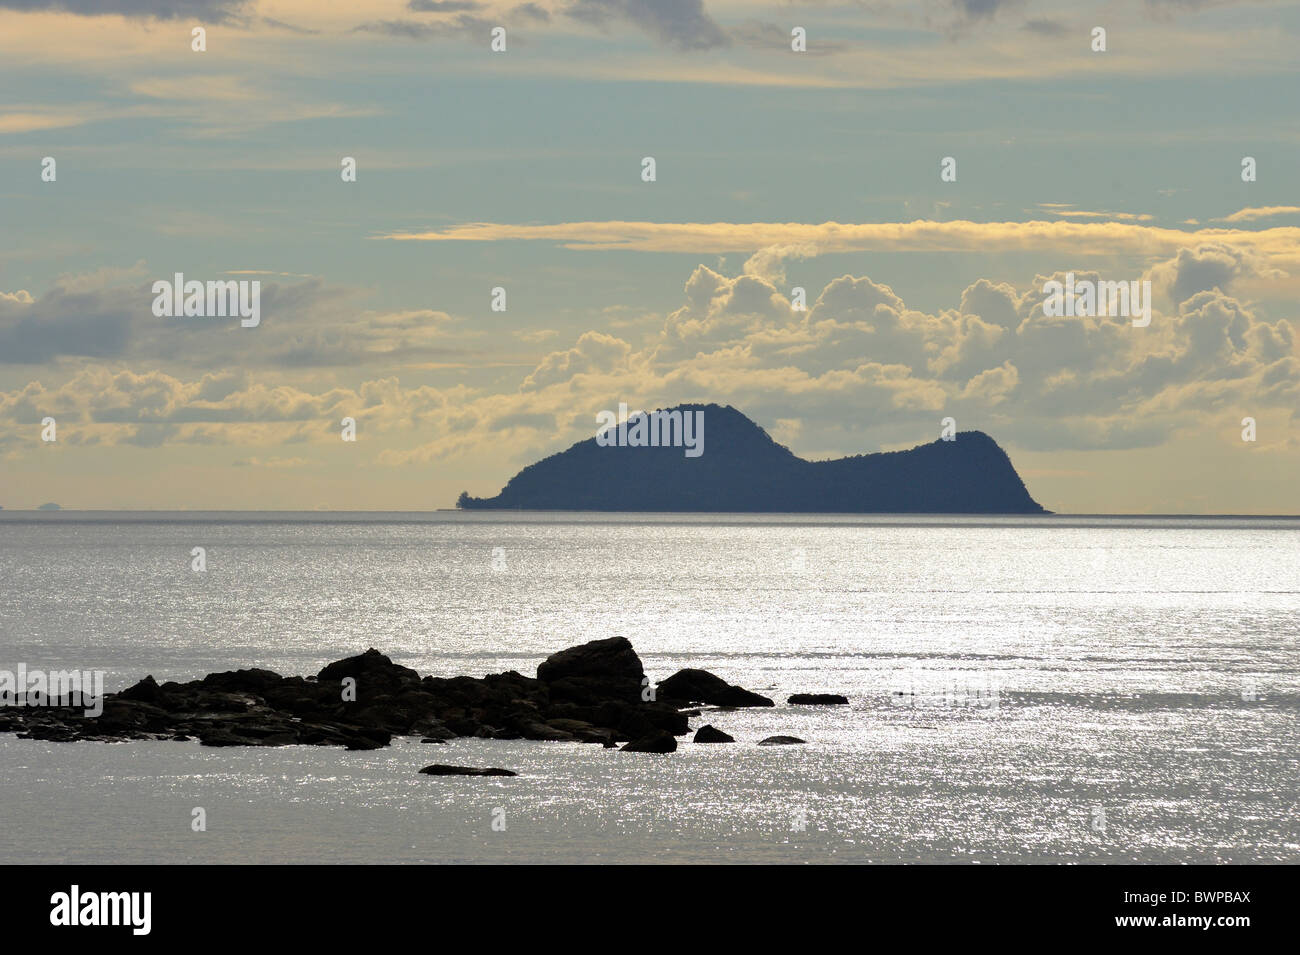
[2,251,1295,474]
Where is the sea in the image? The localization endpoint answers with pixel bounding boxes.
[1,511,1296,864]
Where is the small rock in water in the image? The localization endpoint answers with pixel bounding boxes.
[420,737,447,744]
[419,764,517,777]
[693,724,735,743]
[757,735,806,746]
[620,731,677,753]
[788,693,849,705]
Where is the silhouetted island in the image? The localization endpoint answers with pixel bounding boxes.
[458,403,1047,513]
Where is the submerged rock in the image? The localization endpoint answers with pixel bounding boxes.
[658,669,774,708]
[419,764,517,777]
[693,724,734,743]
[788,693,849,705]
[758,735,806,746]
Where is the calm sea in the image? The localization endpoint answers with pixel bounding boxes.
[1,512,1297,863]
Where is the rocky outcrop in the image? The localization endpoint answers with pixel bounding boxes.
[788,693,849,705]
[658,668,774,708]
[758,735,806,746]
[693,724,734,743]
[0,638,689,750]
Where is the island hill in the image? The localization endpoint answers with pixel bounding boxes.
[458,403,1047,514]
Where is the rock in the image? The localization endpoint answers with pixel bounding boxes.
[21,724,79,742]
[788,693,849,705]
[317,648,420,688]
[200,668,284,693]
[537,636,646,704]
[546,718,615,744]
[118,675,163,704]
[657,669,774,708]
[0,637,715,753]
[757,735,806,746]
[196,729,248,747]
[519,721,575,741]
[693,724,734,743]
[420,737,447,744]
[419,764,517,777]
[620,730,677,753]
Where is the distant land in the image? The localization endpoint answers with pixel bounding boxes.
[458,403,1048,514]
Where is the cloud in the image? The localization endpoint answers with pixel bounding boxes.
[1215,206,1300,223]
[378,218,1300,274]
[563,0,728,51]
[3,251,1295,481]
[354,14,492,40]
[409,0,483,11]
[0,270,472,369]
[0,283,135,364]
[1144,243,1281,306]
[520,329,632,390]
[0,0,248,19]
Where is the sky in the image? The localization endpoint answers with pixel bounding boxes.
[0,0,1297,513]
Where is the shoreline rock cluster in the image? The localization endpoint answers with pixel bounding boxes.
[0,637,846,755]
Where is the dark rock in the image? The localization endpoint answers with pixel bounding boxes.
[200,668,284,693]
[658,669,774,708]
[419,764,517,777]
[546,718,615,744]
[317,649,420,688]
[196,729,248,747]
[537,636,647,704]
[621,731,677,753]
[118,675,163,703]
[420,737,447,744]
[788,693,849,705]
[693,724,734,743]
[22,723,79,742]
[758,735,806,746]
[1,637,712,753]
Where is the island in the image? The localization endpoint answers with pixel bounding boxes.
[457,403,1047,513]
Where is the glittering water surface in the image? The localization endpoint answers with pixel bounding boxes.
[1,512,1297,863]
